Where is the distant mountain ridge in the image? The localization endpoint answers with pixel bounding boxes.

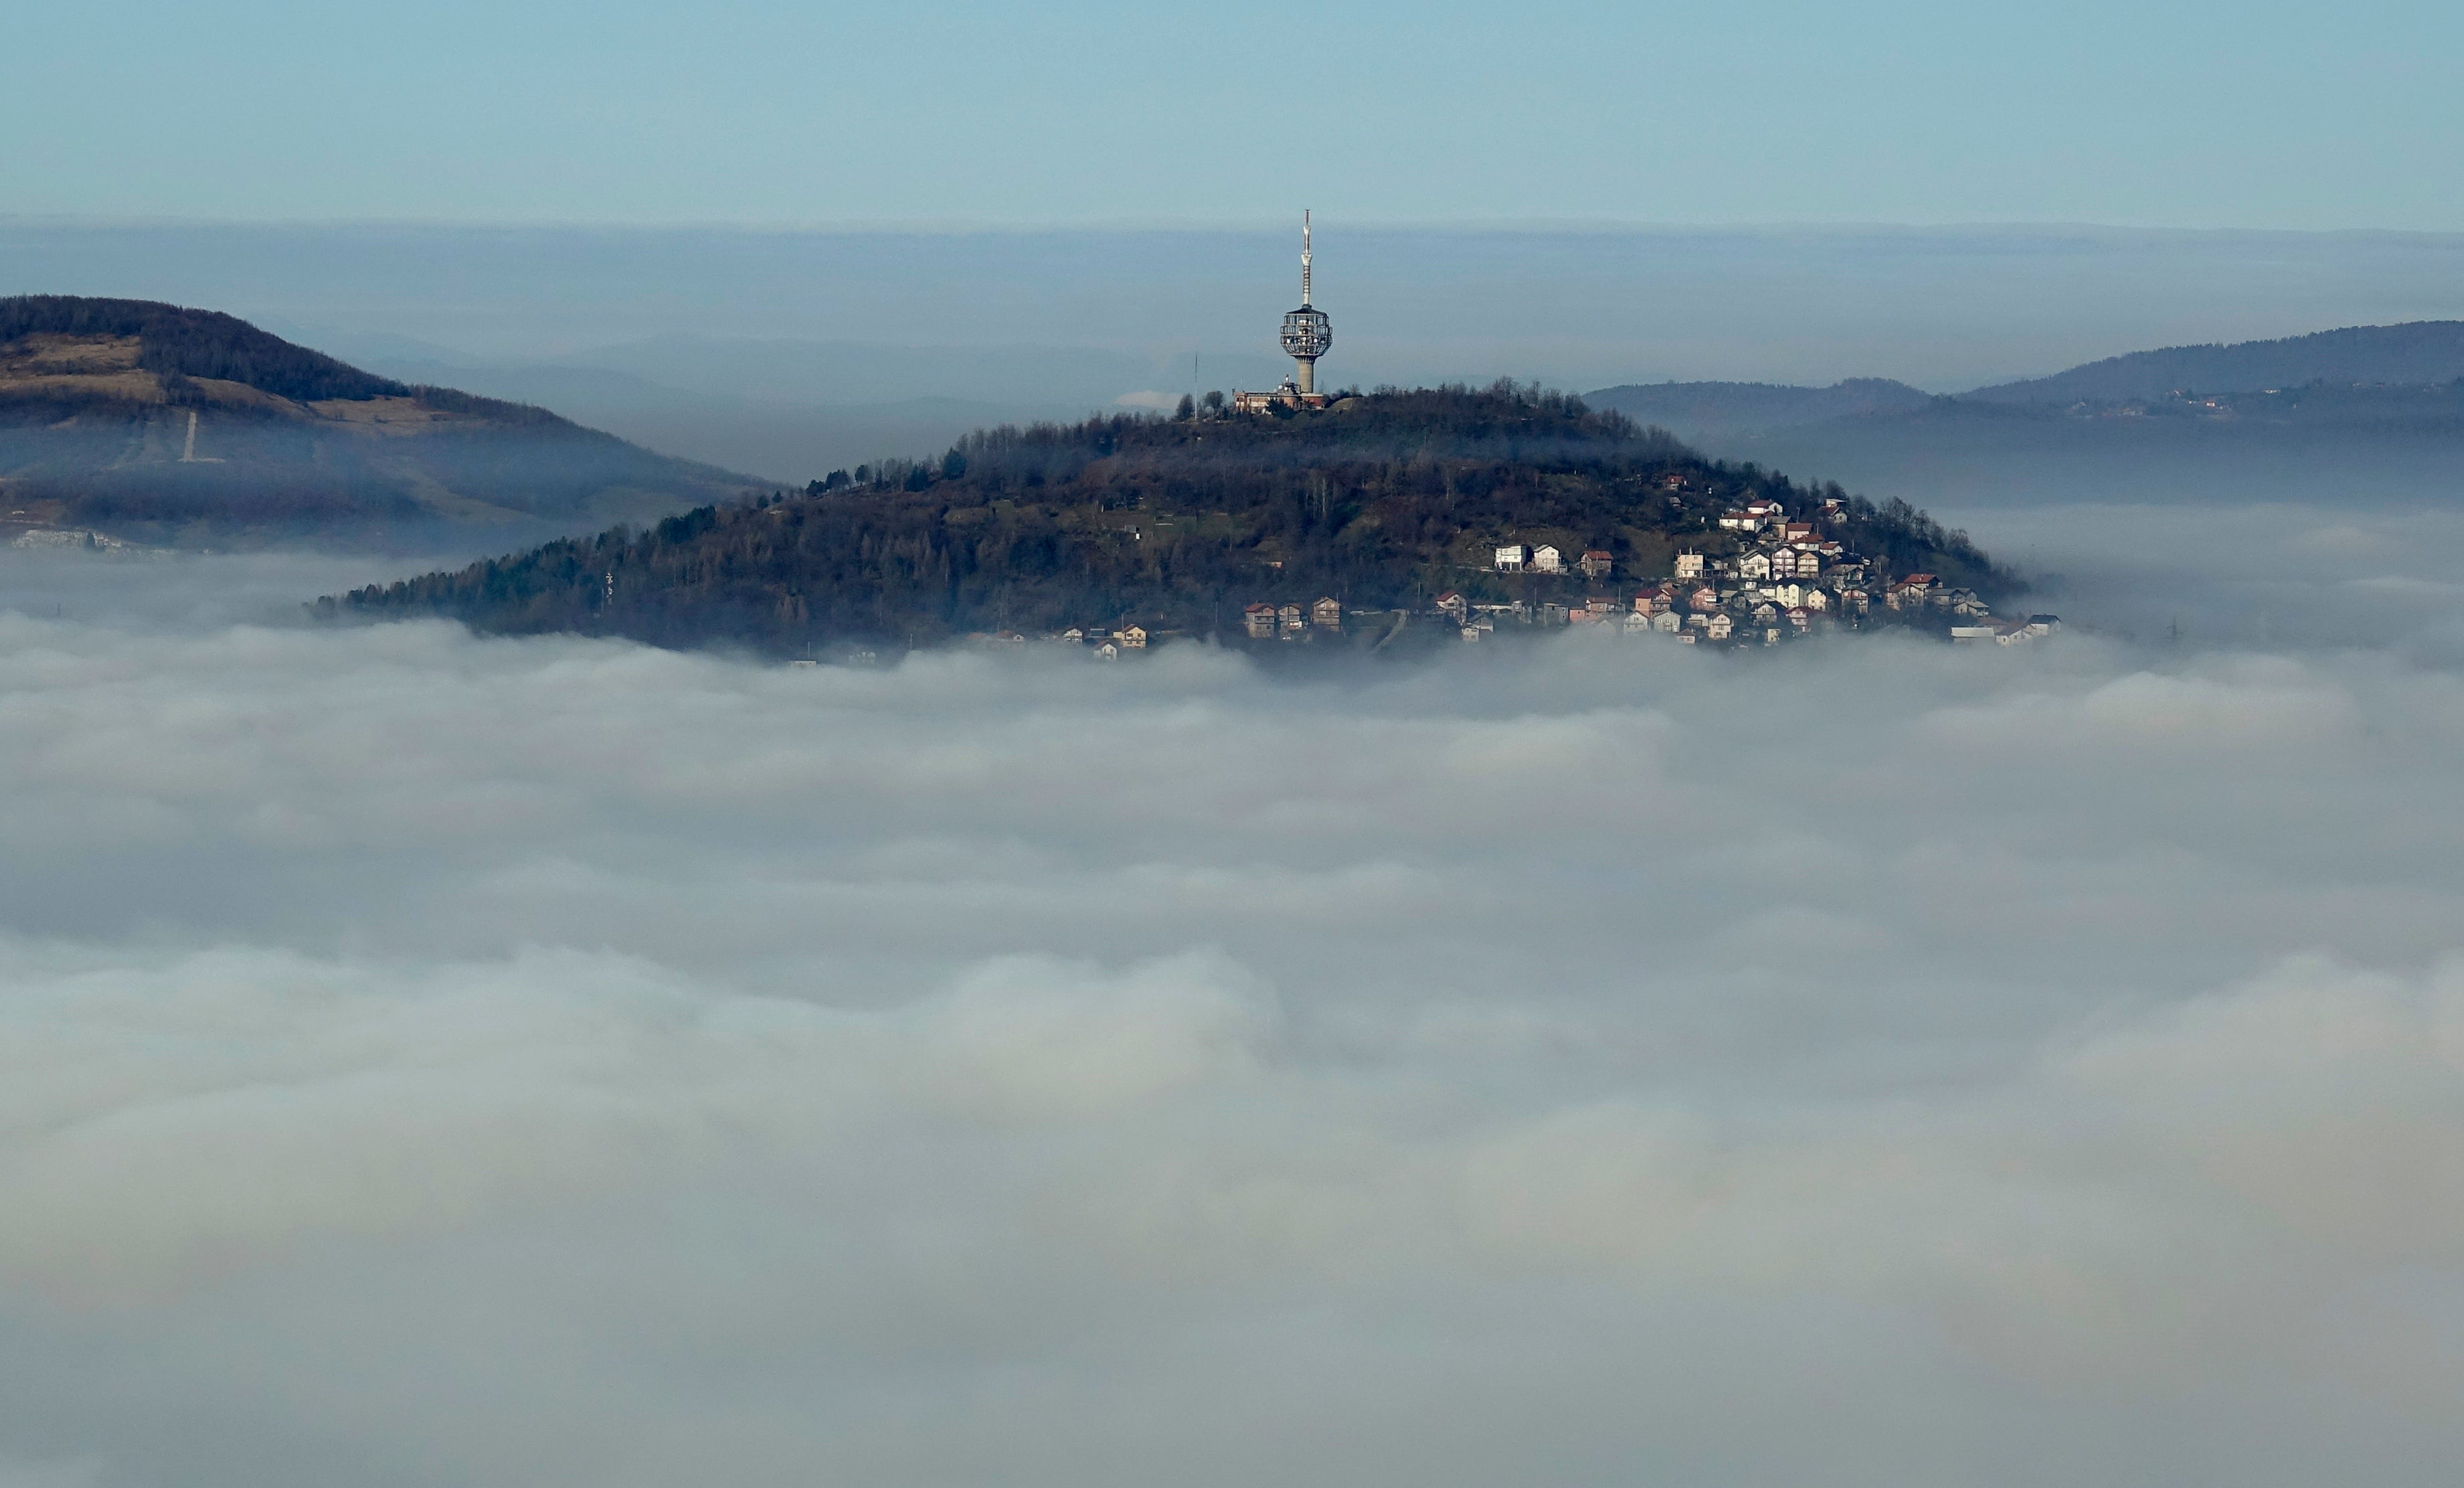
[1579,378,1933,438]
[1585,320,2464,511]
[1964,321,2464,405]
[0,296,757,548]
[1591,321,2464,440]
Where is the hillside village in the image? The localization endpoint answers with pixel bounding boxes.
[1031,492,2053,657]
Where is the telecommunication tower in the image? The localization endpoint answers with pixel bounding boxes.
[1279,210,1333,394]
[1235,212,1336,413]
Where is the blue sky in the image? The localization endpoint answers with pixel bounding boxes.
[7,0,2459,228]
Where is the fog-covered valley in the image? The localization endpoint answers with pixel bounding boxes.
[20,0,2464,1472]
[6,493,2464,1487]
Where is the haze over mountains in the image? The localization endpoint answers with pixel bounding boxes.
[1590,321,2464,509]
[15,220,2461,378]
[15,218,2464,511]
[309,330,1290,484]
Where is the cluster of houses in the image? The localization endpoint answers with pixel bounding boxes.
[1021,498,2053,658]
[1426,497,2055,646]
[1241,596,1347,639]
[1434,495,2054,647]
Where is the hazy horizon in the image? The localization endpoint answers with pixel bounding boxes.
[15,217,2464,481]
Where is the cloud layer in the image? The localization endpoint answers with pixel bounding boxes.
[4,528,2463,1486]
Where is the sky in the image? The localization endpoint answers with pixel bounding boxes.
[5,510,2464,1486]
[7,0,2464,229]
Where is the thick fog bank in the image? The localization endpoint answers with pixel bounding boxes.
[1952,501,2464,660]
[4,543,2464,1487]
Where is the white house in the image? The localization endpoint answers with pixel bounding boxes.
[1737,551,1771,580]
[1674,551,1705,579]
[1532,544,1565,574]
[1494,544,1528,572]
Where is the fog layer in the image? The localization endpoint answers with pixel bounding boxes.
[3,521,2463,1486]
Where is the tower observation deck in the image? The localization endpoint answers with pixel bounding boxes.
[1234,212,1336,413]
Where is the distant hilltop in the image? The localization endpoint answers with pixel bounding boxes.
[323,384,2022,657]
[1587,319,2464,510]
[1593,320,2464,435]
[0,296,756,549]
[1964,321,2464,406]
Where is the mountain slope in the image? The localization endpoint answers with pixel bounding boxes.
[325,385,2013,655]
[1964,321,2464,404]
[1586,321,2464,509]
[0,296,758,548]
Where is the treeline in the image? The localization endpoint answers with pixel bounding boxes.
[1,295,407,404]
[329,384,2020,652]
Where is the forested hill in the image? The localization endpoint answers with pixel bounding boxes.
[327,384,2015,655]
[0,296,754,548]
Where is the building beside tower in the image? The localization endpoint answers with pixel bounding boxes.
[1233,212,1336,413]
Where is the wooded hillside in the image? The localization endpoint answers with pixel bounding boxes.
[327,384,2015,652]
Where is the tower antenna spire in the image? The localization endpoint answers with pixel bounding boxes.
[1302,210,1312,307]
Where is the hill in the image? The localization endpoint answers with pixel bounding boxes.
[0,297,758,548]
[322,384,2015,655]
[1587,321,2464,509]
[1964,321,2464,405]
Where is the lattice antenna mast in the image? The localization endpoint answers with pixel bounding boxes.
[1302,210,1312,307]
